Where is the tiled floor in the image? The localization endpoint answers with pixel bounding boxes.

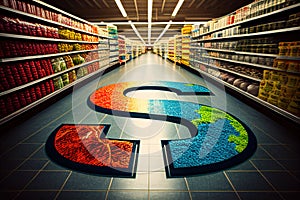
[0,53,299,200]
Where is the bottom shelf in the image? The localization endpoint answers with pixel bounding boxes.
[186,65,299,124]
[0,64,112,126]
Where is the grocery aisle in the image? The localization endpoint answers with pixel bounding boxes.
[0,52,299,200]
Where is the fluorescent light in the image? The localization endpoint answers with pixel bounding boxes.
[172,0,184,17]
[115,0,127,17]
[154,20,172,43]
[148,0,153,45]
[94,21,207,25]
[129,21,146,44]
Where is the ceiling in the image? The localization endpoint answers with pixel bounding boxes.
[41,0,253,45]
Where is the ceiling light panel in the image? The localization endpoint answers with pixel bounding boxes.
[115,0,127,17]
[172,0,184,17]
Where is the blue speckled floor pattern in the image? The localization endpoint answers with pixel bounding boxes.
[0,53,299,200]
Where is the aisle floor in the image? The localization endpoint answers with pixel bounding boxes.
[0,53,299,200]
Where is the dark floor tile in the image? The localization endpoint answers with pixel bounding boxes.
[251,146,271,159]
[110,173,148,190]
[278,160,300,171]
[17,160,48,171]
[16,191,57,200]
[0,191,18,200]
[57,191,106,200]
[149,191,190,200]
[238,192,282,200]
[290,171,300,181]
[107,191,148,200]
[30,146,48,160]
[149,172,187,190]
[226,172,274,191]
[0,171,37,191]
[261,145,299,160]
[252,127,280,144]
[63,172,111,190]
[251,160,284,171]
[262,172,300,191]
[187,172,233,191]
[2,144,42,160]
[43,161,68,171]
[280,192,300,200]
[227,160,256,171]
[0,159,23,171]
[26,171,70,190]
[191,192,240,200]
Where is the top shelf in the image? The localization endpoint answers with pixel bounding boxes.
[193,27,300,42]
[192,3,300,39]
[0,5,99,37]
[32,0,94,26]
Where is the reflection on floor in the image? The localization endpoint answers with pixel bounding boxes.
[0,53,299,200]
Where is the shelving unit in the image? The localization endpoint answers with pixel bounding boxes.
[168,37,175,62]
[189,0,300,123]
[118,35,126,64]
[175,35,182,64]
[186,63,299,122]
[0,0,116,125]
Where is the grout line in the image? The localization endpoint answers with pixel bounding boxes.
[249,160,286,200]
[119,118,129,139]
[105,178,113,200]
[223,171,242,200]
[12,160,51,200]
[0,143,45,183]
[98,114,108,124]
[184,177,193,200]
[53,171,73,200]
[259,145,300,182]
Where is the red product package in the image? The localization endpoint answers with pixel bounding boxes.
[0,98,7,118]
[36,6,41,17]
[45,81,51,94]
[16,0,23,12]
[6,95,14,113]
[22,1,27,13]
[35,85,42,99]
[2,0,10,7]
[49,79,55,92]
[40,8,46,19]
[40,83,47,96]
[31,4,36,16]
[18,63,28,84]
[9,0,17,10]
[24,89,32,104]
[26,2,32,14]
[18,91,27,107]
[30,87,37,102]
[12,93,21,110]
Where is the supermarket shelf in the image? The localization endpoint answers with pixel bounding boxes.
[0,59,101,97]
[32,0,95,26]
[186,65,300,124]
[194,60,261,82]
[199,47,278,57]
[195,27,300,42]
[0,63,112,125]
[98,48,110,51]
[204,56,277,70]
[192,3,300,39]
[276,56,300,61]
[0,49,101,63]
[0,33,99,43]
[0,5,99,37]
